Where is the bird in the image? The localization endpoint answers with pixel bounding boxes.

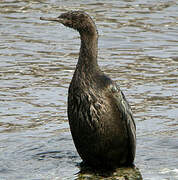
[40,11,136,170]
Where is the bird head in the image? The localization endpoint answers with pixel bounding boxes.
[40,11,97,35]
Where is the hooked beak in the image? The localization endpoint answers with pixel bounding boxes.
[40,17,64,23]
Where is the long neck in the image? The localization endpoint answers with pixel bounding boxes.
[77,31,99,71]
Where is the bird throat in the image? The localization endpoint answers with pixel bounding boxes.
[78,32,98,71]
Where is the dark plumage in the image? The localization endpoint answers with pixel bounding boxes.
[40,11,136,169]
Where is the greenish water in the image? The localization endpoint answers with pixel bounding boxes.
[0,0,178,179]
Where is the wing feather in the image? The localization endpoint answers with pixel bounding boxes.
[110,84,136,163]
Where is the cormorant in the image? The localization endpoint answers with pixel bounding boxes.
[40,11,136,169]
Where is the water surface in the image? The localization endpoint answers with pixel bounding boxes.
[0,0,178,179]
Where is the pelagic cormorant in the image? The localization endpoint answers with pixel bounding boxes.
[40,11,136,169]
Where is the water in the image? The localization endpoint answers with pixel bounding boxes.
[0,0,178,179]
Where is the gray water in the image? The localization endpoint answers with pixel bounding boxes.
[0,0,178,179]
